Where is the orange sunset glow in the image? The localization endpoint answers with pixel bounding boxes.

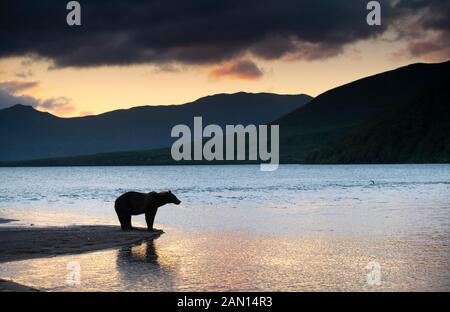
[0,1,449,117]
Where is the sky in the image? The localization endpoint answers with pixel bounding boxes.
[0,0,449,117]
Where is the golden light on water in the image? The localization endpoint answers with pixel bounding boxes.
[2,229,447,291]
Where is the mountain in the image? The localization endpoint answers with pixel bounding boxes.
[276,60,450,162]
[1,60,449,167]
[304,78,450,163]
[0,92,312,161]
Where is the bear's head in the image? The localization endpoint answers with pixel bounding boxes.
[159,190,181,205]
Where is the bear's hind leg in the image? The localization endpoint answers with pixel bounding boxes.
[116,208,133,231]
[123,214,133,230]
[119,213,133,230]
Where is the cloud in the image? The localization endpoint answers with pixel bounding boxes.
[16,69,34,78]
[0,89,39,109]
[0,80,38,94]
[1,0,448,68]
[79,111,94,117]
[0,81,75,114]
[406,34,450,61]
[387,0,450,61]
[152,63,185,73]
[0,81,39,109]
[38,97,75,115]
[0,1,448,68]
[209,59,263,80]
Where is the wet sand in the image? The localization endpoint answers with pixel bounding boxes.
[0,218,18,224]
[0,225,162,291]
[0,279,39,292]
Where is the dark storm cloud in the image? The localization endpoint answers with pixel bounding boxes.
[0,0,448,67]
[391,0,450,60]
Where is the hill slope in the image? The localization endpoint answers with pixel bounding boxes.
[277,60,450,162]
[0,92,311,161]
[305,79,450,163]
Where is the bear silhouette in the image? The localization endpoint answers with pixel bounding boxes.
[115,190,181,231]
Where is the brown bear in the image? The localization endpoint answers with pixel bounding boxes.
[114,190,181,231]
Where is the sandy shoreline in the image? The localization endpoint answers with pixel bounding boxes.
[0,279,39,292]
[0,225,163,291]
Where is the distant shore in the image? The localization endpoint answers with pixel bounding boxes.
[0,225,162,291]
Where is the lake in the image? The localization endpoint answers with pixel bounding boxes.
[0,164,449,291]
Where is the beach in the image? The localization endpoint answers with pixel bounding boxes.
[0,225,162,291]
[0,278,39,292]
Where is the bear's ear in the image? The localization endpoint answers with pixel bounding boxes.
[168,190,172,193]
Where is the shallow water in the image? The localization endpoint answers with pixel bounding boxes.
[0,164,449,291]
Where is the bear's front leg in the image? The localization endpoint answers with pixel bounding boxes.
[145,211,156,231]
[148,228,164,234]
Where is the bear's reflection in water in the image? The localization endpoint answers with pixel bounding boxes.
[115,238,177,291]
